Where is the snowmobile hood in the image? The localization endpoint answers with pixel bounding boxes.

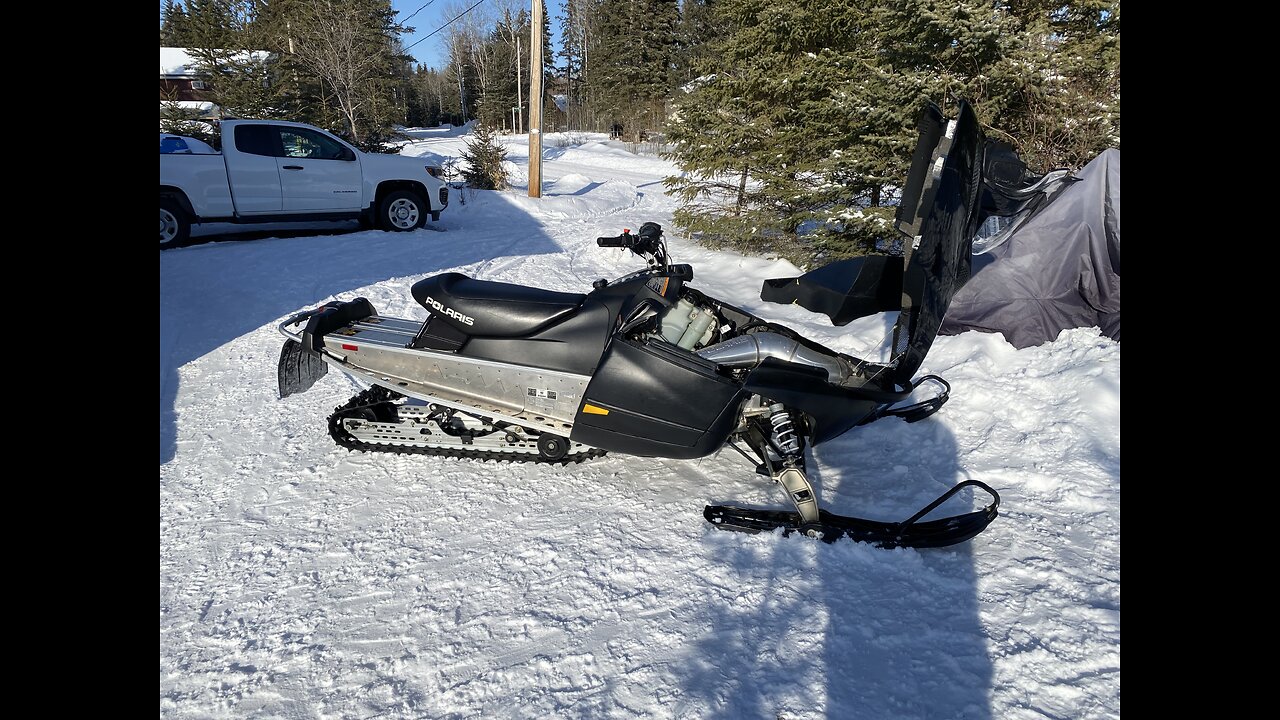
[761,100,995,385]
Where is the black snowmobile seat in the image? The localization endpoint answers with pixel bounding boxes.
[411,273,587,336]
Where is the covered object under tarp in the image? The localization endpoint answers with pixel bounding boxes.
[940,149,1120,348]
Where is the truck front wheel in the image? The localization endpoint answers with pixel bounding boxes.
[160,197,190,247]
[377,190,427,232]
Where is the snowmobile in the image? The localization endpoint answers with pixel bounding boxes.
[277,101,1038,547]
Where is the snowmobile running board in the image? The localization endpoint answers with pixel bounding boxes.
[704,479,1000,548]
[277,306,589,436]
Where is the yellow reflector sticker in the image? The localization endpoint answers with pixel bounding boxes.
[582,403,610,415]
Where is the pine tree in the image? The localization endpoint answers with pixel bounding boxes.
[1002,0,1121,168]
[538,2,554,69]
[557,0,584,85]
[674,0,720,85]
[183,0,278,120]
[665,0,1121,263]
[246,0,325,125]
[540,0,556,129]
[664,0,884,261]
[409,65,451,127]
[460,123,510,190]
[556,0,594,129]
[184,0,237,50]
[160,101,219,147]
[589,0,678,135]
[160,0,193,46]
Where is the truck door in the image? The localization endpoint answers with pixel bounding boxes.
[225,124,283,213]
[274,126,363,211]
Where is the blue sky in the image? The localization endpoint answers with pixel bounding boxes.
[394,0,567,68]
[160,1,566,70]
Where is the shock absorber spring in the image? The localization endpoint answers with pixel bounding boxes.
[768,403,801,457]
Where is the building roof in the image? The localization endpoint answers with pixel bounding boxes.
[160,47,271,78]
[161,100,217,113]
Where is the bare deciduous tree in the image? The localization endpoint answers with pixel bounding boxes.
[443,0,503,124]
[286,0,397,143]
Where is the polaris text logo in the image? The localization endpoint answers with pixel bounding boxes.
[425,295,474,326]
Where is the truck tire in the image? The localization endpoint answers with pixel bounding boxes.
[160,197,190,247]
[377,190,427,232]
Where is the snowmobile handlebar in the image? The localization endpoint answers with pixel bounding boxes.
[596,233,636,248]
[598,222,669,266]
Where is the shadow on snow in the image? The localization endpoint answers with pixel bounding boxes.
[672,313,991,719]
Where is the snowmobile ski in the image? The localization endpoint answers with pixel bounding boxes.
[704,480,1001,548]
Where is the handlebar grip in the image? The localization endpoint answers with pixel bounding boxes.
[596,235,633,248]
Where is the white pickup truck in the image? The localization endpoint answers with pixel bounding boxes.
[160,120,448,245]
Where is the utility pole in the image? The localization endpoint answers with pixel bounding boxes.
[516,35,523,134]
[528,0,544,197]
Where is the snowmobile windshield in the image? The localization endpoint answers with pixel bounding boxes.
[760,100,987,385]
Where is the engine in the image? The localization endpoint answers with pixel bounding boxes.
[644,294,851,384]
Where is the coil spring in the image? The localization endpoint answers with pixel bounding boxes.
[768,403,801,456]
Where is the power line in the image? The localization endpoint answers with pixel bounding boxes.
[400,0,439,26]
[404,0,486,53]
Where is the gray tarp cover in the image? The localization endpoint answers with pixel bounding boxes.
[940,149,1120,348]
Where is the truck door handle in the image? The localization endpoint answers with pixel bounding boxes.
[283,165,304,170]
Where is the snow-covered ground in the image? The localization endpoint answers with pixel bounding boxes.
[160,130,1120,718]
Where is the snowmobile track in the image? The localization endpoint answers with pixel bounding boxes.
[326,386,608,465]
